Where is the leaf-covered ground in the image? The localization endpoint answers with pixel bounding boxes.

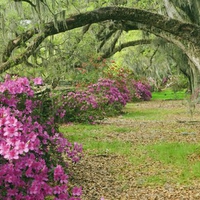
[67,100,200,200]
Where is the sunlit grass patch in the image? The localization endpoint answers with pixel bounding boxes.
[59,123,102,134]
[60,124,106,143]
[113,127,134,133]
[123,102,185,121]
[122,109,162,120]
[144,175,167,185]
[146,143,199,165]
[152,89,186,100]
[191,162,200,178]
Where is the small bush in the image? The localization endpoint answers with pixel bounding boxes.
[60,90,105,123]
[103,64,152,102]
[130,80,152,101]
[59,78,130,124]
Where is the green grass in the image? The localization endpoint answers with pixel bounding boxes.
[131,143,200,185]
[84,140,133,155]
[60,124,133,155]
[145,175,167,185]
[122,109,166,120]
[145,143,199,165]
[60,124,105,144]
[152,89,186,100]
[61,123,200,185]
[114,127,134,133]
[60,99,200,187]
[123,103,184,121]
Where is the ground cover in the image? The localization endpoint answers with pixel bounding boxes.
[61,100,200,200]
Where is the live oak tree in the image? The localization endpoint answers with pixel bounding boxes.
[1,0,200,92]
[161,0,200,92]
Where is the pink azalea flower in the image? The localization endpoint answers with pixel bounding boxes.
[3,125,19,137]
[53,186,62,194]
[6,137,18,146]
[72,187,82,196]
[54,165,65,181]
[4,149,19,160]
[33,77,43,85]
[5,116,18,126]
[18,77,29,86]
[14,141,29,154]
[0,84,6,93]
[0,117,6,126]
[29,180,41,194]
[0,143,10,156]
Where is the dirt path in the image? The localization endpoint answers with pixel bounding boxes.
[69,100,200,200]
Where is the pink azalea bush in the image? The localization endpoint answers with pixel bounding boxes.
[58,78,130,124]
[0,75,82,200]
[87,78,130,106]
[130,80,152,101]
[103,64,152,102]
[59,90,104,123]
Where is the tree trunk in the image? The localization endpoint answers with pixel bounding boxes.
[184,46,200,93]
[188,60,200,93]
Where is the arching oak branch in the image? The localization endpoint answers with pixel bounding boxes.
[1,6,200,73]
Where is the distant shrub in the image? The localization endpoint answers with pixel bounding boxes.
[59,90,104,123]
[72,57,108,88]
[103,64,152,102]
[169,75,188,92]
[130,80,152,101]
[59,78,130,123]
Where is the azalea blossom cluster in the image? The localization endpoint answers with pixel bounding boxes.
[103,64,152,102]
[59,90,104,123]
[0,75,82,199]
[58,78,130,123]
[87,78,130,106]
[132,80,152,101]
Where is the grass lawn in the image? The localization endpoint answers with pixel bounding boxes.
[60,93,200,199]
[61,123,200,186]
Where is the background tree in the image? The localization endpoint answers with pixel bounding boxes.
[0,0,200,92]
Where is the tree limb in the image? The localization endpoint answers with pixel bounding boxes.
[101,39,152,58]
[2,29,37,62]
[97,30,117,52]
[1,6,200,73]
[14,0,36,8]
[149,44,159,66]
[0,34,45,73]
